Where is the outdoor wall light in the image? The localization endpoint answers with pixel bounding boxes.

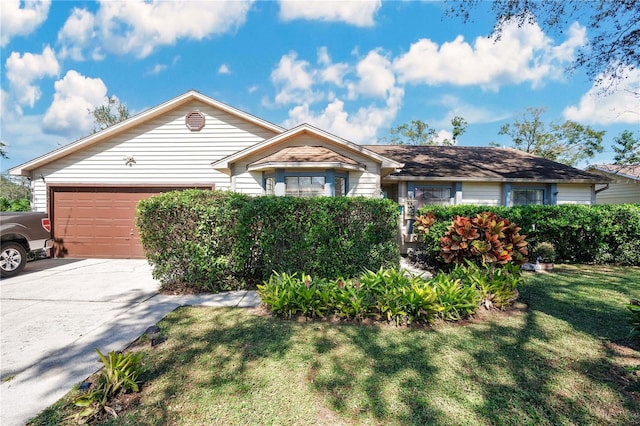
[145,325,161,347]
[123,155,136,167]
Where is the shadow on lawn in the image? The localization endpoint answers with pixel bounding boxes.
[128,307,296,425]
[305,266,640,425]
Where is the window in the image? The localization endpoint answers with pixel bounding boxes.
[285,176,325,197]
[265,177,275,195]
[415,185,451,208]
[512,188,544,206]
[335,176,346,196]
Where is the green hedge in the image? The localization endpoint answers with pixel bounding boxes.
[136,190,400,291]
[416,204,640,266]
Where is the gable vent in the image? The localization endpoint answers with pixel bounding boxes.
[185,110,205,131]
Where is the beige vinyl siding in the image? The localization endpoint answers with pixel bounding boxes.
[30,100,278,211]
[556,184,593,205]
[232,134,380,196]
[460,182,502,206]
[595,176,640,204]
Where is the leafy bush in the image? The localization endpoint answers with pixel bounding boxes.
[0,197,30,211]
[137,190,399,291]
[258,265,522,325]
[531,242,556,263]
[72,349,143,422]
[416,204,640,266]
[627,299,640,339]
[136,190,249,292]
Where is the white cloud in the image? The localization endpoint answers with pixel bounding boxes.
[95,0,253,58]
[148,64,167,75]
[348,49,395,99]
[0,0,51,47]
[5,46,60,108]
[317,47,349,86]
[435,94,512,127]
[248,85,258,94]
[283,87,404,143]
[270,52,320,105]
[563,68,640,125]
[279,0,381,27]
[218,64,231,75]
[42,70,108,136]
[1,113,68,169]
[57,7,97,61]
[393,19,586,90]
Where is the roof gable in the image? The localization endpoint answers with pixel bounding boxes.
[212,123,403,173]
[10,90,285,175]
[588,164,640,182]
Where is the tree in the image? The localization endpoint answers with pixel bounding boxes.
[384,116,467,146]
[0,141,8,159]
[498,107,604,166]
[90,96,130,133]
[447,0,640,93]
[0,175,31,212]
[612,130,640,165]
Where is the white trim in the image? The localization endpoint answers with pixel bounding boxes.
[212,123,403,173]
[248,161,365,172]
[9,90,285,176]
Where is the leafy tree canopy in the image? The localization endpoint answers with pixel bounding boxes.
[0,141,7,159]
[90,96,130,133]
[498,107,605,166]
[613,130,640,165]
[446,0,640,93]
[384,116,467,146]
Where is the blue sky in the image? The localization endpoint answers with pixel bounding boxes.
[1,0,638,173]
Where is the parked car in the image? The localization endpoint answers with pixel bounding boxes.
[0,212,54,277]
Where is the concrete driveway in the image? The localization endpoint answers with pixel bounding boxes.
[0,258,259,426]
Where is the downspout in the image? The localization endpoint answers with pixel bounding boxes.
[593,183,609,205]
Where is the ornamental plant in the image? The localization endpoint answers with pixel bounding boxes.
[440,212,528,266]
[414,212,436,235]
[72,349,143,423]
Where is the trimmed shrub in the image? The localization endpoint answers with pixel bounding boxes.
[136,189,249,292]
[234,196,400,283]
[136,190,400,291]
[416,204,640,266]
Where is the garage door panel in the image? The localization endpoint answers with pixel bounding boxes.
[52,186,208,259]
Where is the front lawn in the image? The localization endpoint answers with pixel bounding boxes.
[32,265,640,425]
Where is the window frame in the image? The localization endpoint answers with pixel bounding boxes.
[263,170,349,197]
[410,183,454,208]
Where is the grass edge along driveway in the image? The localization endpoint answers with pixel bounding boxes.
[32,265,640,426]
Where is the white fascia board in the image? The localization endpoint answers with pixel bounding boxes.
[212,123,403,171]
[9,90,285,176]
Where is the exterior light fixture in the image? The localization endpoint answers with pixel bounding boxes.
[123,155,136,167]
[145,325,161,347]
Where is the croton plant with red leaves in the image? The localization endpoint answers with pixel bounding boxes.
[440,212,528,265]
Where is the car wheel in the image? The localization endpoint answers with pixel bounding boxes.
[0,242,28,278]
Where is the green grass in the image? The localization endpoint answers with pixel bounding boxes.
[32,265,640,425]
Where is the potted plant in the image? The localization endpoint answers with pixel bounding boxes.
[532,241,556,271]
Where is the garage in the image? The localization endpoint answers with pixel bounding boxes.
[50,186,210,259]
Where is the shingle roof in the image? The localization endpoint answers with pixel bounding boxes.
[250,146,361,166]
[363,145,608,182]
[588,164,640,181]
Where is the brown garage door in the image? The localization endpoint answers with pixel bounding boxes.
[50,186,210,258]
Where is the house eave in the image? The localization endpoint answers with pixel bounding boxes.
[9,90,285,176]
[211,124,403,171]
[247,162,366,172]
[381,176,609,184]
